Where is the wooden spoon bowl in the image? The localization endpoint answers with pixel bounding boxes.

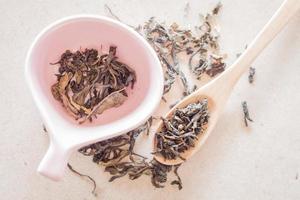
[154,95,215,165]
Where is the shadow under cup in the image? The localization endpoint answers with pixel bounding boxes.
[28,17,156,126]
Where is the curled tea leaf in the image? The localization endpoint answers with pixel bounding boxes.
[67,163,97,195]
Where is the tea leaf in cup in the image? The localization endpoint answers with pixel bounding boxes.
[50,46,136,123]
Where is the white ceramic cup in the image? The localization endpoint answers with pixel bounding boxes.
[25,15,164,181]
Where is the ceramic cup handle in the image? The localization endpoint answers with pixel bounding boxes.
[37,140,70,181]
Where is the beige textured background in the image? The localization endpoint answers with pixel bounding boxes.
[1,0,300,199]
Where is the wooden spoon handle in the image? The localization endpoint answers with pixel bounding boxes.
[216,0,300,88]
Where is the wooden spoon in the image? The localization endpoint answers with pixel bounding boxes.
[154,0,300,165]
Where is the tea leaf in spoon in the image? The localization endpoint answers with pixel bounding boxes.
[154,99,209,161]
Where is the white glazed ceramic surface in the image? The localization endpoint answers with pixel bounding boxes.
[25,15,164,181]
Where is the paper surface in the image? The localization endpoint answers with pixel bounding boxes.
[0,0,300,199]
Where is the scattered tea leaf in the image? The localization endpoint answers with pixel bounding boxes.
[67,163,97,195]
[242,101,253,127]
[104,4,121,22]
[212,2,222,15]
[248,67,255,84]
[171,164,183,190]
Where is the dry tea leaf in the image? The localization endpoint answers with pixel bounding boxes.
[51,83,61,101]
[74,70,83,85]
[55,72,81,118]
[80,89,127,123]
[248,67,255,83]
[212,2,222,15]
[67,163,97,196]
[57,72,73,93]
[242,101,253,126]
[72,86,91,105]
[95,90,127,115]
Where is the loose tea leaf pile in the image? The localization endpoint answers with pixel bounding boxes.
[51,46,136,123]
[155,99,209,161]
